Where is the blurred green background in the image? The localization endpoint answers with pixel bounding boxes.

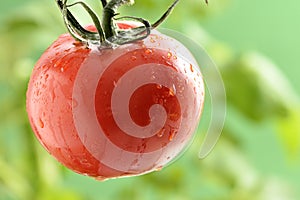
[1,0,300,199]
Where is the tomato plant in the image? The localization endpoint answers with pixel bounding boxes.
[26,0,206,180]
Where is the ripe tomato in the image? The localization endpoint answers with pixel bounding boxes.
[26,22,205,180]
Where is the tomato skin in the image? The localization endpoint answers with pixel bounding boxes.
[26,23,205,180]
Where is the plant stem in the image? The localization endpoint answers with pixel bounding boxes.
[100,0,107,7]
[102,0,134,40]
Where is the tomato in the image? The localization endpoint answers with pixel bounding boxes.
[26,19,204,180]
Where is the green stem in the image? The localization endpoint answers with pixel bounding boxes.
[56,0,208,47]
[100,0,107,7]
[102,0,134,40]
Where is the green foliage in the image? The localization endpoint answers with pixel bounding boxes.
[1,0,300,200]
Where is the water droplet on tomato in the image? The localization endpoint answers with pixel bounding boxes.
[145,49,153,54]
[155,166,163,171]
[130,159,139,168]
[38,118,44,128]
[167,52,172,59]
[44,74,49,81]
[73,41,83,47]
[177,85,185,94]
[72,99,78,108]
[193,87,197,93]
[169,84,176,96]
[190,64,194,72]
[157,128,166,138]
[60,67,64,72]
[156,84,162,89]
[49,91,56,102]
[168,129,177,141]
[131,56,137,61]
[95,176,108,182]
[159,99,164,105]
[150,38,156,43]
[165,60,172,66]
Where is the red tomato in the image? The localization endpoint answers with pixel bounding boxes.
[26,22,205,180]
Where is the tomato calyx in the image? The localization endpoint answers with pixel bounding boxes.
[56,0,208,48]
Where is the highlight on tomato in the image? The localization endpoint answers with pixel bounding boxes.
[26,0,209,180]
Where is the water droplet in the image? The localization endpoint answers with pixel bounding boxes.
[38,118,44,128]
[131,159,139,166]
[157,128,166,138]
[95,176,108,182]
[155,166,163,171]
[72,99,78,108]
[159,99,164,105]
[178,85,185,93]
[156,84,162,89]
[151,75,156,80]
[173,55,177,60]
[167,52,172,59]
[82,78,88,84]
[73,41,83,47]
[60,67,64,72]
[190,64,194,72]
[193,87,197,93]
[145,49,153,54]
[169,84,176,96]
[131,56,137,61]
[44,74,49,81]
[165,60,172,66]
[49,90,56,102]
[53,43,60,48]
[168,129,177,141]
[35,89,40,97]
